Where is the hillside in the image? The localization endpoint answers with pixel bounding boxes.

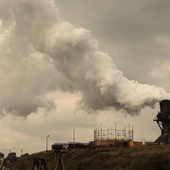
[5,145,170,170]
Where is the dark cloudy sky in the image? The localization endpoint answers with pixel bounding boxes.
[0,0,170,156]
[57,0,170,87]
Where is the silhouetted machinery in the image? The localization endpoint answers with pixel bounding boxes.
[31,158,48,170]
[52,144,65,170]
[154,100,170,144]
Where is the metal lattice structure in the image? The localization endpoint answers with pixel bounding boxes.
[94,124,133,146]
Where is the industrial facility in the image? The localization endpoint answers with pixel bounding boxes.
[51,100,170,152]
[154,99,170,144]
[94,124,134,147]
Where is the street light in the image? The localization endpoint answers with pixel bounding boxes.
[73,129,75,149]
[46,135,49,152]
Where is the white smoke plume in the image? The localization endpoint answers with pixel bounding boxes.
[0,0,169,116]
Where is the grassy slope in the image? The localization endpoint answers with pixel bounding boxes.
[7,145,170,170]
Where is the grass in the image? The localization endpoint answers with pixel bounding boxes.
[5,145,170,170]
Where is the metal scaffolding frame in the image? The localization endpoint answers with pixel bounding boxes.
[94,123,133,141]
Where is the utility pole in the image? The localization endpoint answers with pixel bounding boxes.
[46,135,49,152]
[132,126,134,141]
[73,129,75,149]
[115,122,117,141]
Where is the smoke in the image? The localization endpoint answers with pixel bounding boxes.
[0,0,169,116]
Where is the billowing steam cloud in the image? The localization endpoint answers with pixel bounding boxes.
[0,0,169,116]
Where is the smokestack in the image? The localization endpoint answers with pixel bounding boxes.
[154,100,170,144]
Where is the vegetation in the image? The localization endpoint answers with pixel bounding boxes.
[4,145,170,170]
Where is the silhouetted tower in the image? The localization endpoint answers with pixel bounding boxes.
[154,100,170,143]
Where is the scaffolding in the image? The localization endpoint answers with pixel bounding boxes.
[94,123,133,142]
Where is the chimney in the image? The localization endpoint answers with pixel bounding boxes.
[154,100,170,144]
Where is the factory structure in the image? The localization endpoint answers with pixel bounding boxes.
[94,99,170,147]
[52,99,170,153]
[94,124,134,147]
[92,99,170,147]
[154,100,170,144]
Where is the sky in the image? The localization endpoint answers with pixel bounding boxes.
[0,0,170,156]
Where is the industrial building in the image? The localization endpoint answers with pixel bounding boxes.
[154,100,170,144]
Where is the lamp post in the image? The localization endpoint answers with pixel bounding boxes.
[73,129,75,149]
[46,135,49,152]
